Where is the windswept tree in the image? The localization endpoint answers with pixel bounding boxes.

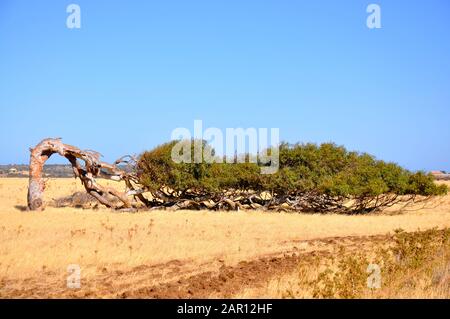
[28,138,447,214]
[137,141,447,213]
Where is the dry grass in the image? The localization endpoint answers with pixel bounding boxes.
[0,178,449,298]
[236,228,450,299]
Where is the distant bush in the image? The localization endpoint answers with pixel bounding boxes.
[137,140,447,213]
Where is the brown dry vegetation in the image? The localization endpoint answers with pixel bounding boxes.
[0,178,449,298]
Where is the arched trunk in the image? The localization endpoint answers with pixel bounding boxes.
[27,138,143,211]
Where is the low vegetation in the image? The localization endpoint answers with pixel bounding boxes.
[238,228,450,299]
[311,228,449,298]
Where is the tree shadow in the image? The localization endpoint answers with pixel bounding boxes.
[14,205,28,212]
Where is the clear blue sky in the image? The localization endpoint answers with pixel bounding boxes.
[1,0,449,171]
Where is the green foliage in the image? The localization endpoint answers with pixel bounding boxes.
[138,140,212,192]
[405,172,448,196]
[137,140,447,212]
[268,142,447,198]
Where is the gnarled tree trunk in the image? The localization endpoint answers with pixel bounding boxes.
[27,138,145,211]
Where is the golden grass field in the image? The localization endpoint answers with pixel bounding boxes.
[0,178,449,298]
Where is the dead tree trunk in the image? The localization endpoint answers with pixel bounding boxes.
[27,138,145,211]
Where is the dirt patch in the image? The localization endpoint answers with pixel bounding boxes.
[0,233,391,299]
[118,252,323,298]
[117,234,390,298]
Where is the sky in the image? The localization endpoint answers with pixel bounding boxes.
[0,0,449,171]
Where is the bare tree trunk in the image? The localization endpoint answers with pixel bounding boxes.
[27,140,53,210]
[27,138,143,211]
